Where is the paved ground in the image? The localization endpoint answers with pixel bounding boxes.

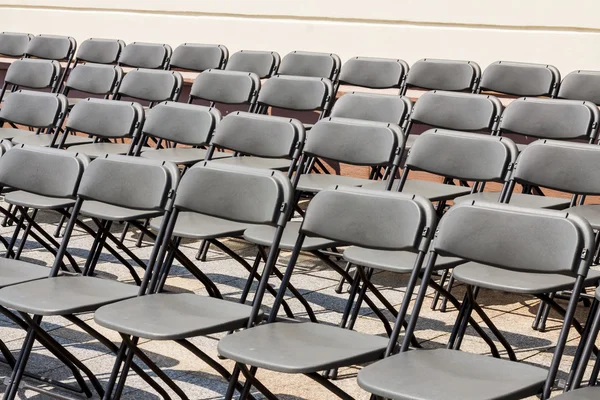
[0,203,598,399]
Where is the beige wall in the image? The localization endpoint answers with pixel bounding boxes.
[0,1,599,75]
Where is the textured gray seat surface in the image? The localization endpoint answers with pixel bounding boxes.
[567,204,600,229]
[0,128,24,140]
[0,276,139,315]
[211,156,292,171]
[297,174,370,193]
[343,247,464,273]
[4,190,75,209]
[554,387,600,400]
[453,262,600,294]
[68,143,136,158]
[12,133,93,147]
[404,134,417,149]
[81,200,163,221]
[0,259,50,289]
[244,221,340,250]
[455,192,571,210]
[218,322,388,373]
[364,179,472,202]
[150,212,257,239]
[67,97,85,107]
[357,349,548,400]
[95,293,262,340]
[140,148,230,164]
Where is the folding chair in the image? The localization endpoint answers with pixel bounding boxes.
[338,56,408,94]
[74,38,125,65]
[358,201,596,400]
[404,58,481,94]
[0,32,32,58]
[188,69,260,113]
[170,43,229,72]
[278,50,341,82]
[114,68,183,107]
[218,187,436,400]
[329,92,411,125]
[225,49,281,78]
[94,162,294,400]
[478,60,561,98]
[0,154,180,400]
[0,58,62,101]
[557,70,600,105]
[24,34,77,89]
[117,41,172,70]
[60,63,123,109]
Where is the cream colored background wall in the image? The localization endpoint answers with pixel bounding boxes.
[0,1,599,75]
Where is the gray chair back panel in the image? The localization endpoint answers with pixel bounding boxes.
[480,61,559,97]
[304,118,401,165]
[558,70,600,104]
[170,43,227,72]
[0,145,87,198]
[406,59,480,91]
[407,129,517,181]
[258,75,332,111]
[330,92,411,125]
[77,39,123,64]
[78,155,178,211]
[175,163,293,225]
[500,98,597,140]
[434,202,594,276]
[278,51,339,80]
[302,187,435,250]
[67,98,141,138]
[26,35,74,60]
[411,91,502,131]
[225,50,280,79]
[190,70,259,105]
[118,69,181,102]
[0,91,65,128]
[0,32,32,57]
[5,59,60,89]
[65,64,121,95]
[118,42,171,69]
[211,112,303,158]
[143,101,218,145]
[514,140,600,195]
[339,57,407,89]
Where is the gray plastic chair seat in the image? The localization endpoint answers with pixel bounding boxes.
[553,387,600,400]
[364,180,472,202]
[0,128,24,140]
[218,321,388,373]
[243,221,340,251]
[566,205,600,229]
[0,276,139,315]
[69,143,142,159]
[452,262,600,294]
[4,190,75,209]
[517,143,528,152]
[81,200,163,221]
[95,293,262,341]
[67,98,85,108]
[211,156,292,171]
[343,247,464,273]
[11,133,93,147]
[0,259,50,289]
[297,174,370,193]
[404,134,417,149]
[150,212,257,240]
[455,192,571,210]
[140,148,230,165]
[357,348,548,400]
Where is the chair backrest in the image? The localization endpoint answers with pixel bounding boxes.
[225,50,280,79]
[0,90,67,128]
[302,187,435,251]
[141,101,221,146]
[257,75,334,112]
[0,145,88,199]
[499,98,599,142]
[0,32,32,57]
[557,70,600,104]
[512,140,600,196]
[479,61,560,97]
[405,59,481,92]
[78,155,179,211]
[175,162,293,226]
[63,63,122,96]
[330,92,412,125]
[339,57,408,90]
[118,42,172,69]
[116,69,182,103]
[210,112,304,159]
[25,34,76,62]
[170,43,228,72]
[409,90,502,132]
[189,69,260,106]
[76,38,125,64]
[304,117,404,166]
[66,98,143,139]
[405,129,518,182]
[3,59,61,91]
[434,201,593,276]
[278,51,341,81]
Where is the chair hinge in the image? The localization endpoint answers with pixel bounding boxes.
[167,189,176,199]
[434,228,440,237]
[581,248,589,259]
[506,162,515,171]
[422,227,430,237]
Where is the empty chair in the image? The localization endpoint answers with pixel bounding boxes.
[478,61,561,98]
[118,42,172,69]
[0,32,32,58]
[74,38,125,65]
[114,68,183,107]
[188,69,260,112]
[25,34,77,86]
[330,91,412,125]
[404,58,481,93]
[557,70,600,104]
[0,58,62,100]
[338,56,408,93]
[225,49,280,78]
[278,50,341,83]
[555,388,600,400]
[60,63,123,108]
[169,43,228,72]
